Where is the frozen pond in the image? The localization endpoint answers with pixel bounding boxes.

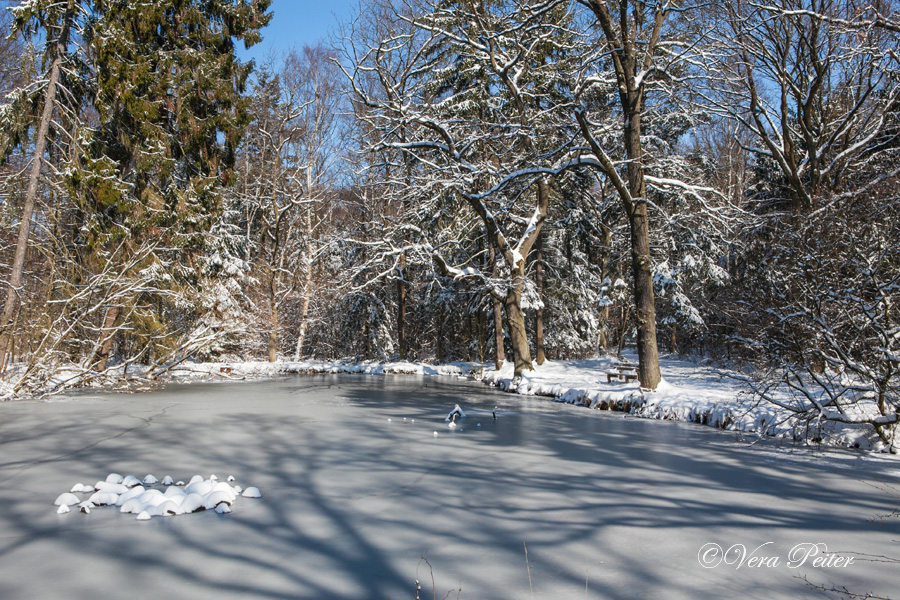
[0,375,897,599]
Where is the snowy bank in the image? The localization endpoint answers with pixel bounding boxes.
[480,356,885,451]
[164,359,474,379]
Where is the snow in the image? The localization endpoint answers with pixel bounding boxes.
[479,356,888,449]
[160,359,473,380]
[54,474,261,520]
[54,493,80,506]
[445,404,466,421]
[95,481,128,494]
[241,487,261,499]
[88,491,120,506]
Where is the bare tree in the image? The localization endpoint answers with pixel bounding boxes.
[342,0,576,378]
[572,0,711,388]
[0,0,80,371]
[703,0,900,449]
[285,46,344,361]
[708,0,900,211]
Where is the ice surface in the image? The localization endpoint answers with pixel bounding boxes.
[154,356,891,449]
[4,376,896,600]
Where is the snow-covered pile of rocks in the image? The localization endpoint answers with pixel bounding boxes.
[54,472,262,520]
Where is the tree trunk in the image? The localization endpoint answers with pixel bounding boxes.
[598,223,611,356]
[627,205,661,387]
[534,232,546,365]
[617,303,630,358]
[294,206,315,361]
[0,34,67,370]
[436,307,444,364]
[624,107,662,389]
[504,276,533,379]
[493,298,505,369]
[294,293,311,361]
[397,252,408,360]
[583,0,663,389]
[489,245,505,370]
[598,308,610,356]
[93,305,121,371]
[268,275,278,362]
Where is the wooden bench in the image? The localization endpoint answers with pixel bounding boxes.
[606,363,638,383]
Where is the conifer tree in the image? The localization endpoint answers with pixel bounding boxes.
[69,0,271,364]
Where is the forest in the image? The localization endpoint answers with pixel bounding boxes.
[0,0,897,446]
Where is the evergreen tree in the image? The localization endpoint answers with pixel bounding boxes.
[67,0,271,365]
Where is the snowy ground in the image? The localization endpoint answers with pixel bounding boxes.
[156,354,884,452]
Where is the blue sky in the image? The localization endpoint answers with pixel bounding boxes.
[238,0,359,64]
